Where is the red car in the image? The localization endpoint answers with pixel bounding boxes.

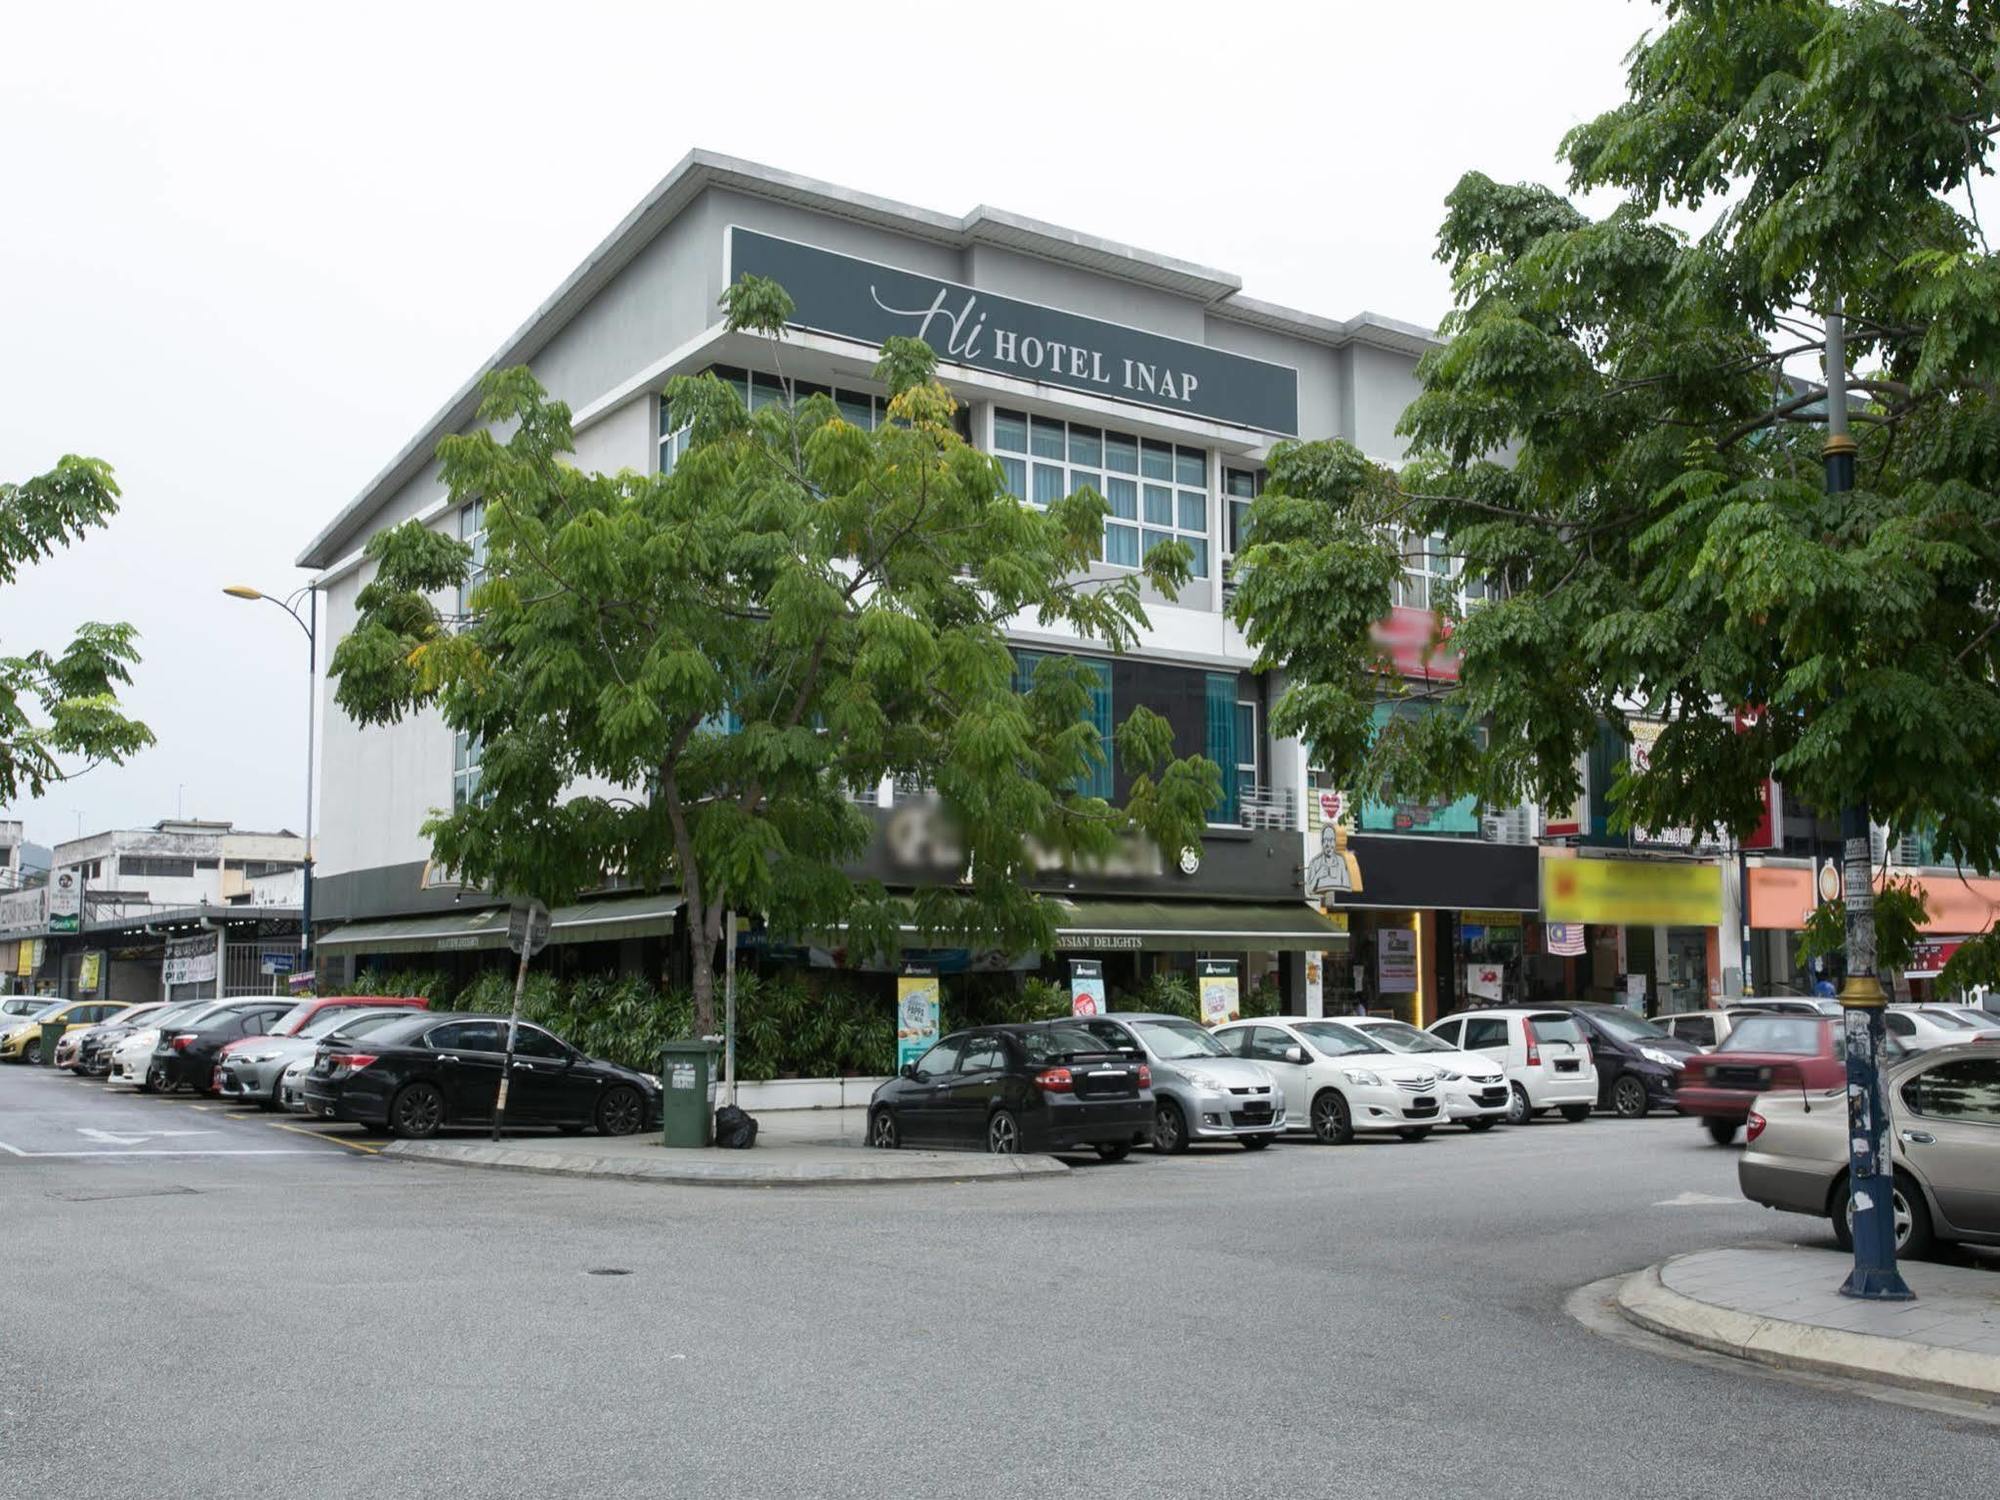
[1677,1013,1905,1145]
[211,995,428,1098]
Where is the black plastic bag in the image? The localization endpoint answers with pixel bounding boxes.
[713,1104,759,1149]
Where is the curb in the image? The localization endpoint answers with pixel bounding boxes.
[1615,1259,2000,1407]
[381,1139,1072,1187]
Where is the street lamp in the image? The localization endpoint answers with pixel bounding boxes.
[225,583,317,984]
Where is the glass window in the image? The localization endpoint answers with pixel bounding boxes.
[1430,1018,1462,1046]
[1070,469,1100,499]
[998,456,1027,500]
[1185,537,1209,578]
[1903,1056,2000,1124]
[749,372,786,411]
[1067,426,1102,468]
[1524,1014,1584,1046]
[1296,1021,1388,1057]
[912,1039,962,1079]
[1144,486,1174,526]
[1142,529,1173,561]
[957,1036,1007,1072]
[1362,1021,1458,1054]
[1104,433,1139,474]
[1175,447,1206,488]
[1178,491,1207,533]
[988,418,1208,572]
[835,391,874,430]
[1718,1017,1825,1055]
[1078,1020,1140,1053]
[453,729,484,811]
[1243,1025,1300,1063]
[1577,1007,1669,1042]
[1104,525,1139,567]
[1032,464,1067,507]
[1105,477,1138,521]
[993,409,1027,453]
[1030,417,1066,459]
[1885,1012,1915,1037]
[1020,1024,1113,1062]
[509,1026,571,1060]
[301,1009,369,1039]
[1128,1019,1227,1059]
[429,1021,506,1053]
[1680,1016,1717,1047]
[1461,1017,1509,1051]
[1140,440,1173,481]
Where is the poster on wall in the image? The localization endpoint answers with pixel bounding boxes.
[1303,952,1324,1018]
[1467,963,1503,1002]
[1069,959,1106,1017]
[47,870,82,935]
[78,952,102,993]
[1624,973,1648,1012]
[163,933,219,987]
[1198,959,1240,1026]
[1378,928,1418,994]
[1360,703,1482,835]
[895,964,940,1071]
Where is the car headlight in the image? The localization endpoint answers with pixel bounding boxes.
[642,1073,662,1090]
[1436,1068,1463,1082]
[1343,1069,1382,1086]
[1639,1047,1684,1071]
[1184,1069,1231,1093]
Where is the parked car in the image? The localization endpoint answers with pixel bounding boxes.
[1,995,50,1027]
[1885,1005,1993,1054]
[1730,996,1841,1017]
[1212,1016,1441,1143]
[1069,1011,1282,1152]
[869,1021,1152,1158]
[1345,1016,1510,1130]
[66,1002,170,1075]
[300,1013,664,1140]
[0,999,134,1065]
[1426,1008,1599,1126]
[1676,1014,1895,1145]
[1653,1009,1758,1051]
[218,1008,420,1109]
[1549,1003,1698,1118]
[1927,1005,2000,1034]
[278,1056,314,1112]
[148,999,296,1094]
[106,1001,221,1087]
[1740,1042,2000,1256]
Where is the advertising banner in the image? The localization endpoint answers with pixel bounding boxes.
[47,870,82,935]
[1466,963,1503,1002]
[19,939,42,977]
[1198,958,1240,1026]
[1068,959,1106,1017]
[1304,952,1325,1018]
[895,964,940,1071]
[1377,928,1418,994]
[163,933,219,987]
[1542,859,1722,927]
[0,887,46,934]
[1360,703,1480,834]
[78,952,102,993]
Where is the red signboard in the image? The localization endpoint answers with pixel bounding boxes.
[1907,939,1962,978]
[1732,709,1782,850]
[1371,607,1458,682]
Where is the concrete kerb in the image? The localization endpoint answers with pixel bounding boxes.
[381,1138,1072,1188]
[1615,1256,2000,1407]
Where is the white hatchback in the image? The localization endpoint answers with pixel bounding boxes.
[1428,1009,1599,1126]
[1213,1017,1444,1143]
[1347,1016,1511,1130]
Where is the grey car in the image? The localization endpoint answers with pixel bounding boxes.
[216,1009,417,1109]
[1072,1012,1286,1152]
[1739,1041,2000,1257]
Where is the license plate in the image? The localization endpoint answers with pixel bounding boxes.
[1412,1097,1435,1109]
[1555,1061,1578,1073]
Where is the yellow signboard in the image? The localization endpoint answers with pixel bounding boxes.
[1542,859,1721,927]
[79,953,102,992]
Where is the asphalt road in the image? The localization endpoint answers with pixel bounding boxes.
[2,1062,1994,1500]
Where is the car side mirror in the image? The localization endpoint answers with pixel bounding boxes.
[1284,1045,1307,1064]
[900,1062,917,1080]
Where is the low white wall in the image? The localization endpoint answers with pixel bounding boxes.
[713,1076,890,1112]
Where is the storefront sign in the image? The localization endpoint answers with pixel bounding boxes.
[261,949,297,976]
[163,933,219,987]
[1054,933,1145,951]
[1816,859,1841,905]
[47,870,82,935]
[18,939,41,977]
[1198,958,1241,1025]
[0,887,46,934]
[1370,607,1459,683]
[1069,959,1106,1017]
[1378,928,1418,994]
[1359,703,1479,834]
[895,964,940,1071]
[1545,922,1586,957]
[78,952,102,992]
[1627,724,1730,851]
[1304,952,1324,1018]
[1542,859,1721,927]
[728,228,1301,433]
[1466,963,1503,1002]
[1907,940,1962,979]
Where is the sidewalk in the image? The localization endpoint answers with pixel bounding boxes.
[380,1106,1072,1187]
[1618,1246,2000,1405]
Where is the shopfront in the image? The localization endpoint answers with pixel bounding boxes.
[1747,862,2000,997]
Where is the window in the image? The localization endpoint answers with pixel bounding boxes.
[453,729,484,811]
[1224,467,1262,555]
[510,1026,571,1060]
[912,1039,963,1079]
[990,409,1209,576]
[1244,1025,1302,1063]
[1234,700,1258,808]
[1903,1056,2000,1124]
[119,856,196,879]
[1679,1016,1717,1048]
[1431,1018,1462,1046]
[1021,1024,1112,1062]
[1295,1021,1387,1057]
[957,1036,1007,1073]
[429,1020,506,1053]
[457,499,488,619]
[1206,673,1239,823]
[1015,650,1114,800]
[1461,1017,1509,1051]
[1886,1012,1916,1038]
[1718,1017,1824,1055]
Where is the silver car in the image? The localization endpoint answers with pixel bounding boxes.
[216,1009,417,1109]
[1073,1012,1285,1152]
[1739,1041,2000,1258]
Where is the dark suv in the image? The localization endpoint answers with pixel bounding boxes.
[1556,1003,1700,1119]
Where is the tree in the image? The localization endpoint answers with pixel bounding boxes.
[0,456,153,804]
[331,276,1220,1030]
[1234,1,2000,986]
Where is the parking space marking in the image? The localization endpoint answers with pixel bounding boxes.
[264,1120,381,1155]
[0,1144,322,1158]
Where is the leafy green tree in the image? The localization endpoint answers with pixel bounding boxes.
[331,276,1219,1030]
[0,456,153,803]
[1235,1,2000,982]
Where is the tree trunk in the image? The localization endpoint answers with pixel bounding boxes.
[688,902,717,1035]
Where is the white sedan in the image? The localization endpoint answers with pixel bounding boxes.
[1886,1006,1992,1053]
[1212,1016,1443,1143]
[1346,1016,1511,1131]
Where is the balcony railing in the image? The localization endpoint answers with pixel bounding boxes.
[1216,785,1297,832]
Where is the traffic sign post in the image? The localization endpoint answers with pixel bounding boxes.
[492,899,550,1142]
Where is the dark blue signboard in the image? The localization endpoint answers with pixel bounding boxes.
[728,227,1299,435]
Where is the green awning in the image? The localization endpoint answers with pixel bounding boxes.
[1048,899,1350,953]
[319,893,681,955]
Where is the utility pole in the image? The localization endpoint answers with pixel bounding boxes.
[1825,299,1913,1302]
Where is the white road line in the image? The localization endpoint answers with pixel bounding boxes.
[0,1145,324,1158]
[0,1141,26,1157]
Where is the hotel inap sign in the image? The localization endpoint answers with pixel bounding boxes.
[728,228,1300,434]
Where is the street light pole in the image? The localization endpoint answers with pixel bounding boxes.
[1823,301,1913,1302]
[224,583,317,988]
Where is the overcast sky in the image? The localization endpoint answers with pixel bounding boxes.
[0,0,1654,850]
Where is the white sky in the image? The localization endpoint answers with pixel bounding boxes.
[0,0,1652,848]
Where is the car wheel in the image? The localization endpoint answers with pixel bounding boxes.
[1704,1118,1739,1146]
[595,1086,643,1137]
[1093,1143,1131,1163]
[869,1107,900,1150]
[1611,1075,1649,1119]
[1151,1099,1189,1155]
[24,1040,41,1066]
[1398,1126,1432,1143]
[1559,1104,1593,1123]
[1832,1171,1935,1258]
[1464,1118,1498,1133]
[1310,1090,1354,1145]
[1505,1083,1531,1126]
[388,1082,446,1139]
[69,1064,88,1077]
[986,1109,1021,1155]
[1240,1134,1273,1151]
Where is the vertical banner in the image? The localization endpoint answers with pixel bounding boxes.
[78,952,103,993]
[47,869,82,935]
[1378,928,1418,994]
[1069,959,1106,1017]
[1198,959,1240,1026]
[1303,952,1325,1018]
[895,963,940,1071]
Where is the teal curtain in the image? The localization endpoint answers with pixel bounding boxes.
[1206,672,1238,823]
[1082,659,1113,800]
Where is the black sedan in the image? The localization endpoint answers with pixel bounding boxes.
[867,1021,1153,1160]
[299,1013,663,1139]
[148,999,296,1093]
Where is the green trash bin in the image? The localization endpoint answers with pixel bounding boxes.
[659,1040,718,1148]
[38,1021,68,1068]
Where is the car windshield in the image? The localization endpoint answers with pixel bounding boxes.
[1579,1008,1670,1042]
[270,1002,316,1034]
[1526,1014,1585,1045]
[1294,1021,1388,1057]
[1130,1019,1227,1059]
[1913,1009,1973,1030]
[1358,1021,1455,1054]
[324,1011,410,1041]
[1719,1017,1824,1055]
[1021,1025,1110,1063]
[299,1009,367,1039]
[23,1000,68,1022]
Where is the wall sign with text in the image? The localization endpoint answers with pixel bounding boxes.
[728,227,1301,434]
